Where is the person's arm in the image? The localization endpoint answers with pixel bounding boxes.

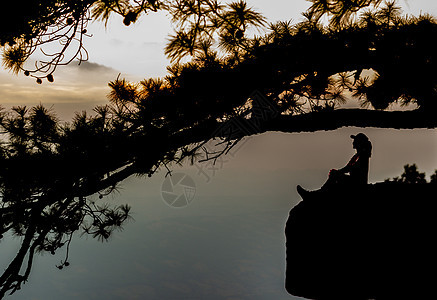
[337,154,359,174]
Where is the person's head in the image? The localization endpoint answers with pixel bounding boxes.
[350,133,372,157]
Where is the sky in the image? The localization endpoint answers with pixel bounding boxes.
[1,1,437,300]
[2,0,437,119]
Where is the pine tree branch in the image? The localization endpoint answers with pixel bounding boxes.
[263,109,437,133]
[171,109,437,147]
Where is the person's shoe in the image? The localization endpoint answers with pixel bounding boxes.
[296,185,310,198]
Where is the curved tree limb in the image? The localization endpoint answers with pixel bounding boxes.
[263,109,437,133]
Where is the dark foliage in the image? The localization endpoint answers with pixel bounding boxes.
[385,163,431,184]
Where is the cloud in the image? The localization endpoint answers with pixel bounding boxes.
[0,61,136,121]
[109,38,125,47]
[68,61,117,73]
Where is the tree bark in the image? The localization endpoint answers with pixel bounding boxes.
[172,109,437,148]
[263,109,437,133]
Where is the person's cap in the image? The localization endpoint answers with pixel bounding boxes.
[350,133,369,141]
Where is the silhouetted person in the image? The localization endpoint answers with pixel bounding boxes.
[297,133,372,197]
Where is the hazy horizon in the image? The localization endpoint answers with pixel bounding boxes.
[2,128,436,300]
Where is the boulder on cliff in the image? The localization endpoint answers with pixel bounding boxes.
[285,182,436,300]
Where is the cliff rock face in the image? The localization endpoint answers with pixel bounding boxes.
[285,183,437,300]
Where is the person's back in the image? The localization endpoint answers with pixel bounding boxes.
[350,133,372,186]
[348,153,370,186]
